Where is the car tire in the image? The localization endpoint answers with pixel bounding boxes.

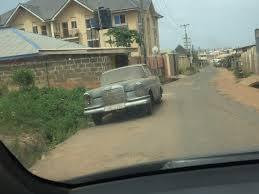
[155,88,163,104]
[145,101,153,115]
[92,114,103,125]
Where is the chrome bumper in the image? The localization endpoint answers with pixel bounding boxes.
[84,96,151,115]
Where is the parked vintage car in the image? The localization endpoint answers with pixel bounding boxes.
[84,64,163,125]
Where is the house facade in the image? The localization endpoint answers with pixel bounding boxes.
[0,0,162,57]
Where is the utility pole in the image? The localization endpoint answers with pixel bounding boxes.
[140,0,147,64]
[180,24,193,65]
[180,24,191,50]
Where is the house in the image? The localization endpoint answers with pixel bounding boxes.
[0,28,131,89]
[0,0,162,57]
[175,45,191,71]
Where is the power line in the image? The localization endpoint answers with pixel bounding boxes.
[160,0,179,27]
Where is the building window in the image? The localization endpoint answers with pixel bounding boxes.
[71,21,77,29]
[114,14,126,25]
[41,26,47,36]
[86,18,99,29]
[87,29,100,47]
[86,17,100,47]
[32,26,38,34]
[86,19,91,28]
[62,22,69,38]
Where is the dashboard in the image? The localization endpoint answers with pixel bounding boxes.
[1,141,259,194]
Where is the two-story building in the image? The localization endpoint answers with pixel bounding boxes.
[0,0,162,57]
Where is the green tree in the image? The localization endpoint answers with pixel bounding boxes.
[105,27,142,47]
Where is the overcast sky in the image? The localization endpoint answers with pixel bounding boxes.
[1,0,259,49]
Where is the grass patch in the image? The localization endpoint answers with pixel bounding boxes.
[0,87,91,168]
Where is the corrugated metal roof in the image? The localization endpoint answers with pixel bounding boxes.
[83,0,151,12]
[22,0,68,20]
[0,28,85,60]
[0,9,15,26]
[0,0,153,26]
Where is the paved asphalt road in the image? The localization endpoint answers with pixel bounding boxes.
[31,65,259,181]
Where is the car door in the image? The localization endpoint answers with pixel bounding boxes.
[142,66,160,100]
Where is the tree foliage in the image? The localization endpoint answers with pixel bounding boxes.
[105,27,142,47]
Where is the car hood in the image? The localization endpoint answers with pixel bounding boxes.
[66,151,259,185]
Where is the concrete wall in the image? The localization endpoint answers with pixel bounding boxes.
[162,53,178,79]
[240,46,257,73]
[0,55,114,89]
[177,55,191,72]
[255,29,259,74]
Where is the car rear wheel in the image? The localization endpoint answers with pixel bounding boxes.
[92,114,103,125]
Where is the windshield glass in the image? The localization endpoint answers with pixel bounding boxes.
[1,0,259,184]
[101,66,145,85]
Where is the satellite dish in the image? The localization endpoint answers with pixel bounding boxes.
[152,46,159,55]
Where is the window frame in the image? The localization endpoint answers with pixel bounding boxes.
[87,29,100,48]
[71,20,77,29]
[85,18,92,29]
[32,25,38,34]
[114,14,127,26]
[86,17,100,48]
[41,25,47,36]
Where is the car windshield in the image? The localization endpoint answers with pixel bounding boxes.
[1,0,259,185]
[101,66,145,85]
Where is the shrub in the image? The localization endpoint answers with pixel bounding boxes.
[12,69,35,90]
[233,65,252,79]
[0,84,8,96]
[0,87,89,147]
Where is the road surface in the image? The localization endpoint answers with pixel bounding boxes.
[31,66,259,181]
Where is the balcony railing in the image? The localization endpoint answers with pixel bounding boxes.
[54,29,79,40]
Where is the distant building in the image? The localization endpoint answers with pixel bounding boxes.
[175,45,191,71]
[0,0,162,57]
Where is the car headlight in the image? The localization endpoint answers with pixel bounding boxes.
[84,93,92,106]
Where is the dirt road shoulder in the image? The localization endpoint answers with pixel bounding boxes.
[214,68,259,112]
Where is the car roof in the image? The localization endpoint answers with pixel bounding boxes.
[103,64,146,75]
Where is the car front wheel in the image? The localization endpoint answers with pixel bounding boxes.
[144,101,153,115]
[155,88,163,104]
[92,114,103,125]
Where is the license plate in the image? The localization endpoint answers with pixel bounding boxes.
[104,103,125,112]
